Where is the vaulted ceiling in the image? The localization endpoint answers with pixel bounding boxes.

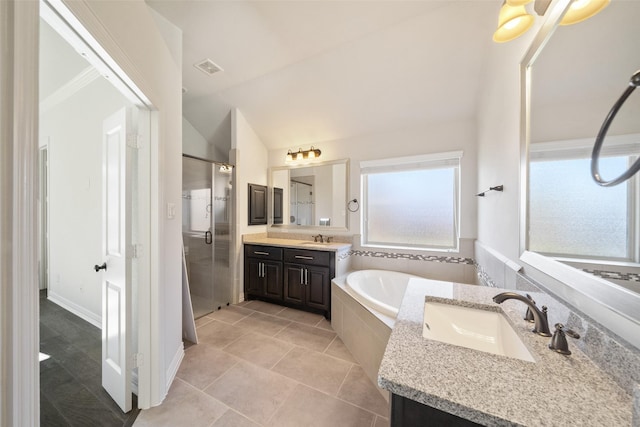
[147,1,500,150]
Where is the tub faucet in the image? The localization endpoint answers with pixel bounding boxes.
[313,234,323,243]
[492,292,551,337]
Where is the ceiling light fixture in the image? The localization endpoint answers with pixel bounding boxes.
[286,147,321,163]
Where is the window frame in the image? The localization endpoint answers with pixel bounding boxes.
[360,151,462,252]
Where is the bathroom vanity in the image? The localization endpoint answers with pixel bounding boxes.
[243,236,351,318]
[378,281,632,426]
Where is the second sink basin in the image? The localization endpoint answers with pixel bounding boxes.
[422,301,535,362]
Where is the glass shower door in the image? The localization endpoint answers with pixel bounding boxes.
[182,156,233,319]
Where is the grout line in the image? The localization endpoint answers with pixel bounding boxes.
[268,345,296,371]
[196,358,240,392]
[335,362,354,398]
[323,334,338,355]
[263,378,299,426]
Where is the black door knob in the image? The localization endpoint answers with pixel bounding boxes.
[94,262,107,272]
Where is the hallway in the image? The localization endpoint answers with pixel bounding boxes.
[39,291,140,426]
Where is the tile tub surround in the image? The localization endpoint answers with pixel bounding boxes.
[378,281,632,426]
[331,278,392,402]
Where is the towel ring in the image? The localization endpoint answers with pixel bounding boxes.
[347,199,359,212]
[591,70,640,187]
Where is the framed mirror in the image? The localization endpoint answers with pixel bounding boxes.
[270,159,349,230]
[520,0,640,345]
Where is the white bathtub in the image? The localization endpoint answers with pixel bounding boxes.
[345,269,423,318]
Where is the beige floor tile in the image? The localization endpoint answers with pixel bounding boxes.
[315,317,334,331]
[324,336,356,363]
[196,319,248,348]
[211,409,261,427]
[235,312,291,336]
[208,305,253,324]
[275,307,325,325]
[177,342,240,389]
[223,332,294,369]
[272,346,352,395]
[274,322,336,352]
[374,416,390,427]
[204,360,297,424]
[195,316,214,328]
[338,365,389,417]
[243,300,286,315]
[134,384,227,427]
[266,384,375,427]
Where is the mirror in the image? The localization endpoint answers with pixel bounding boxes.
[270,159,349,230]
[522,0,640,340]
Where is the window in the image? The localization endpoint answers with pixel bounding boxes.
[361,152,461,250]
[529,136,639,261]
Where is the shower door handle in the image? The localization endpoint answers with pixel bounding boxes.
[205,231,212,244]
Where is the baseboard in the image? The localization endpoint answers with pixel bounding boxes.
[165,342,184,393]
[47,291,101,328]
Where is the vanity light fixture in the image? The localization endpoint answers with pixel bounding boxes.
[560,0,610,25]
[493,0,609,43]
[493,1,535,43]
[286,146,322,163]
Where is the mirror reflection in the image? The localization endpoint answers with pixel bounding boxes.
[271,159,348,229]
[528,0,640,294]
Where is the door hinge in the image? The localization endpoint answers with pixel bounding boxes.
[127,133,141,149]
[131,244,143,259]
[133,353,144,367]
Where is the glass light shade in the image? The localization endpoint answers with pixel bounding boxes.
[560,0,610,25]
[286,151,293,162]
[493,3,534,43]
[506,0,532,6]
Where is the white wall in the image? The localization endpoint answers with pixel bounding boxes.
[269,119,478,242]
[41,76,132,325]
[62,0,183,406]
[232,108,269,299]
[267,119,478,283]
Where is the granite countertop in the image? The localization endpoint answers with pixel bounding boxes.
[378,280,632,426]
[242,236,352,252]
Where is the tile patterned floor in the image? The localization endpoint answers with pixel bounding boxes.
[134,301,390,427]
[40,290,140,426]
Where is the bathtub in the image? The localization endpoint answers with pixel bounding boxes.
[345,269,423,319]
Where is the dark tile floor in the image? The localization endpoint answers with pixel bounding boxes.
[40,290,140,426]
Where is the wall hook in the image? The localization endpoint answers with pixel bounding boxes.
[477,185,504,197]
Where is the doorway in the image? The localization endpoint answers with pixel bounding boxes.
[38,2,148,423]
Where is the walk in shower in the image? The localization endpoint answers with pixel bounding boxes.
[182,155,234,319]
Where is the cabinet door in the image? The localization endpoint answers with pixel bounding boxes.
[248,183,268,225]
[283,263,305,306]
[264,261,283,300]
[305,265,330,311]
[245,258,265,296]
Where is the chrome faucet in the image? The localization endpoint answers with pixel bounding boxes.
[313,234,323,243]
[492,292,551,337]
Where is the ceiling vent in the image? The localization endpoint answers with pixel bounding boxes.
[194,59,223,76]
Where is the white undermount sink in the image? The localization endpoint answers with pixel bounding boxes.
[422,301,535,363]
[300,241,331,246]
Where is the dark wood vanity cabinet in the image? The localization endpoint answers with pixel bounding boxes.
[244,244,334,318]
[244,245,283,301]
[391,394,481,427]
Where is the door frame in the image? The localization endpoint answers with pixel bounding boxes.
[1,0,160,423]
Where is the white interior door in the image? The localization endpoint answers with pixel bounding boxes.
[99,107,133,412]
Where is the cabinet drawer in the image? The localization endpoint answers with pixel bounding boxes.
[245,245,283,260]
[284,249,331,266]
